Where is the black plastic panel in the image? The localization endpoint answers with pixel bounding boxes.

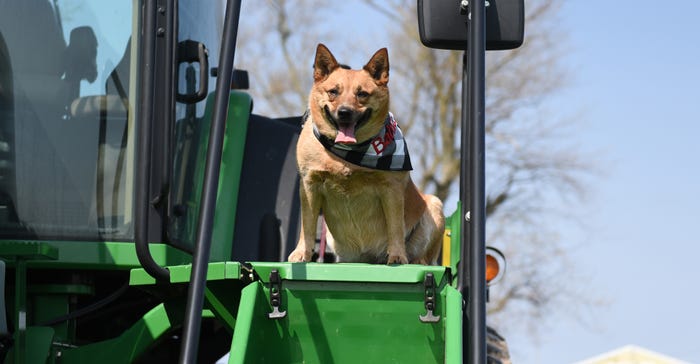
[418,0,524,50]
[232,115,301,262]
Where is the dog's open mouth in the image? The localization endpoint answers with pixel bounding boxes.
[335,124,357,144]
[324,107,372,144]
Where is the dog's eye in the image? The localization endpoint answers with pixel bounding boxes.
[357,90,370,99]
[327,89,339,98]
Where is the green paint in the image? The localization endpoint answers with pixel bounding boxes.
[212,91,252,261]
[59,302,180,363]
[129,261,241,285]
[229,263,456,364]
[5,326,54,364]
[0,240,191,269]
[251,262,450,284]
[170,91,252,261]
[0,241,58,261]
[447,203,462,282]
[444,286,463,363]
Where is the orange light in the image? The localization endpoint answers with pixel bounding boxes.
[485,247,506,285]
[485,254,499,283]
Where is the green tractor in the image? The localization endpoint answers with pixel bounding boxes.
[0,0,522,363]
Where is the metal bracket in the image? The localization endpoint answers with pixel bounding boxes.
[419,273,440,323]
[460,1,490,15]
[267,270,287,319]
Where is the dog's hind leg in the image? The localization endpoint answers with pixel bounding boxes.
[408,194,445,265]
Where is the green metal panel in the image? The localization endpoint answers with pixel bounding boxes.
[29,284,93,341]
[444,285,463,363]
[251,262,450,284]
[129,261,241,285]
[211,91,252,261]
[0,241,59,364]
[0,241,58,261]
[59,301,184,363]
[230,263,457,364]
[129,261,244,333]
[5,326,54,364]
[228,282,261,363]
[447,203,462,280]
[0,240,191,269]
[204,284,239,332]
[171,91,252,261]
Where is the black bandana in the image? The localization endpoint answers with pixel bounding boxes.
[309,111,413,171]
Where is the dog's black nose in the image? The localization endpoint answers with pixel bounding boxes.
[337,106,353,120]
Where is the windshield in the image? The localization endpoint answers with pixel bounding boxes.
[0,0,136,240]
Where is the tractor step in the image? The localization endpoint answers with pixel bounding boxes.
[229,263,462,364]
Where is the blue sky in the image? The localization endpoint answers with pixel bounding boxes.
[525,1,700,363]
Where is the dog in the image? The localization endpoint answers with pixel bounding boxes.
[287,44,445,264]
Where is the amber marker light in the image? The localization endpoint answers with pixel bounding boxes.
[485,247,506,285]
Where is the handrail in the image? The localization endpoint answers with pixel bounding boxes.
[457,1,488,364]
[178,0,242,362]
[134,0,170,282]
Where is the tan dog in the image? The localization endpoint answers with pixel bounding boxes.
[287,44,444,264]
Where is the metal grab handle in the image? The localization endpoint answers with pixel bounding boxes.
[134,0,170,282]
[176,40,209,104]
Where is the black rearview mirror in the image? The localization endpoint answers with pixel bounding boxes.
[418,0,524,50]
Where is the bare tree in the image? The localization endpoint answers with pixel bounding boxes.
[236,0,598,339]
[236,0,331,115]
[358,0,597,334]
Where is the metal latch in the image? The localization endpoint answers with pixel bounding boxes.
[267,270,287,319]
[419,273,440,323]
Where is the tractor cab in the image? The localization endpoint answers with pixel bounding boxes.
[0,0,301,259]
[0,0,522,363]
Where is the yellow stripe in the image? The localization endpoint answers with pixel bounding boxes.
[442,228,451,267]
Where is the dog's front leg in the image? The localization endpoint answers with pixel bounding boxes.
[288,182,321,262]
[381,189,408,264]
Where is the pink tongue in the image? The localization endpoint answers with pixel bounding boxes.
[335,126,357,144]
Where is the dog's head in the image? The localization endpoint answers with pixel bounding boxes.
[309,44,390,144]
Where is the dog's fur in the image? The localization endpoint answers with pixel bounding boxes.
[287,44,444,264]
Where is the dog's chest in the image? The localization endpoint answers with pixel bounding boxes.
[298,124,409,226]
[307,168,387,198]
[307,168,395,251]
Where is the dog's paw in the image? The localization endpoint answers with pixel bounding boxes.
[288,249,312,263]
[387,254,409,265]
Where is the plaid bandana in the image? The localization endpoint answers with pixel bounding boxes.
[309,111,413,171]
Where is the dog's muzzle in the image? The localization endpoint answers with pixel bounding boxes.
[324,106,372,131]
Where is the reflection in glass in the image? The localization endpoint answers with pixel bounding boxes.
[0,0,135,240]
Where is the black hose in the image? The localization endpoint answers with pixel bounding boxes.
[37,284,130,327]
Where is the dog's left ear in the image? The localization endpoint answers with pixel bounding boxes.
[363,48,389,86]
[314,43,340,82]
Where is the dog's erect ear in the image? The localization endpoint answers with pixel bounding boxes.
[313,44,340,82]
[363,48,389,85]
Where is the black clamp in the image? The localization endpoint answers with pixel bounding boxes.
[267,270,287,319]
[419,273,440,323]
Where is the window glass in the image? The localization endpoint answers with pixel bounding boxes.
[0,0,136,240]
[169,0,224,248]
